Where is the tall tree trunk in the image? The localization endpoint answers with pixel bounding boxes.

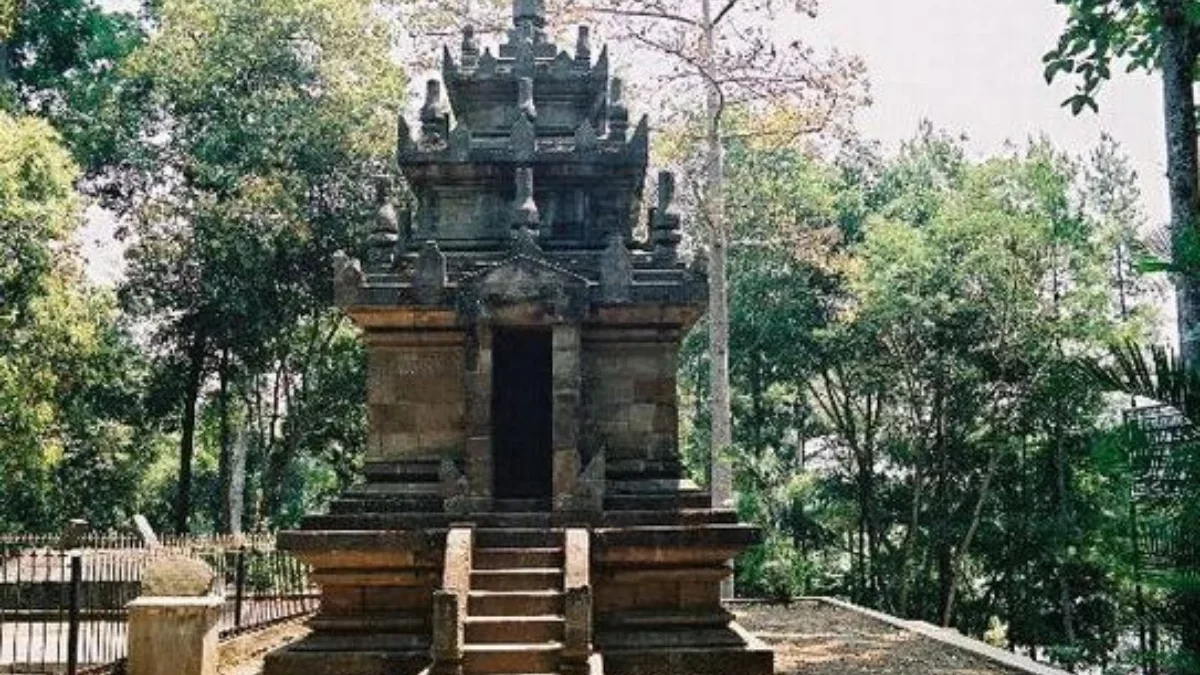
[700,0,732,512]
[1159,0,1200,362]
[216,350,233,534]
[1053,433,1078,660]
[228,420,247,535]
[941,447,999,627]
[174,332,207,535]
[700,0,733,600]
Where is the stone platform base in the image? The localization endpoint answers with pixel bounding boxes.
[597,623,773,675]
[262,646,429,675]
[601,644,773,675]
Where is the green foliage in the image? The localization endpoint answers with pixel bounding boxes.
[1042,0,1170,112]
[109,0,402,531]
[679,124,1161,669]
[1,0,147,173]
[0,113,163,532]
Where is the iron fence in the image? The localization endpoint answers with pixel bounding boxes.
[0,537,316,675]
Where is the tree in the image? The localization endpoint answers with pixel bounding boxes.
[0,0,146,172]
[561,0,867,513]
[0,111,163,532]
[1045,0,1200,362]
[113,0,404,532]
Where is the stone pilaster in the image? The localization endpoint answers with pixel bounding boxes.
[464,327,493,505]
[552,323,583,511]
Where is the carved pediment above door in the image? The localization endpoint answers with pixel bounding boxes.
[459,253,590,324]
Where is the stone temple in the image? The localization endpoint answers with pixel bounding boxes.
[265,2,774,674]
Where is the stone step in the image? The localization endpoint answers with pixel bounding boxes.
[361,460,443,482]
[474,547,564,570]
[342,482,441,497]
[608,478,703,494]
[598,508,738,527]
[604,492,710,511]
[474,528,562,549]
[308,615,428,633]
[492,498,551,513]
[301,512,449,530]
[471,513,554,528]
[462,642,562,674]
[328,495,443,514]
[468,590,563,617]
[465,615,564,644]
[471,568,562,592]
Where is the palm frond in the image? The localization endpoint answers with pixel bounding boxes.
[1078,340,1200,425]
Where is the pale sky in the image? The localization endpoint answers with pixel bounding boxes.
[79,0,1170,285]
[816,0,1166,223]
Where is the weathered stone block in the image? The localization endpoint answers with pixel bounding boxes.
[633,378,674,403]
[627,404,657,434]
[372,404,419,434]
[419,429,464,453]
[415,402,465,430]
[127,596,222,675]
[370,432,421,460]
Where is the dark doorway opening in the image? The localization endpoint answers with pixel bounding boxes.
[491,328,553,501]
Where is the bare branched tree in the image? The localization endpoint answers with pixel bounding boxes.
[563,0,868,513]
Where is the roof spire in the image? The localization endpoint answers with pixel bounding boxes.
[513,0,545,29]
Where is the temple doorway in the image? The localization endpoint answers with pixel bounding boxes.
[491,327,554,501]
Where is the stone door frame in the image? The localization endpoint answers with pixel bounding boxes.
[463,317,582,511]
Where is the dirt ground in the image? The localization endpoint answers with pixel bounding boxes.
[734,601,1023,675]
[218,620,310,675]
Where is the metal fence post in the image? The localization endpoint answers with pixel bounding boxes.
[66,552,82,675]
[234,546,247,630]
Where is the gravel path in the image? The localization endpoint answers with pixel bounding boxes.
[734,600,1024,675]
[218,621,309,675]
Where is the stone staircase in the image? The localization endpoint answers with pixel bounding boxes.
[464,526,567,675]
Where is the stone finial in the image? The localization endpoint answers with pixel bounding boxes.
[415,191,436,239]
[511,167,541,254]
[658,170,676,210]
[366,177,399,271]
[575,26,591,66]
[141,557,217,598]
[513,0,545,28]
[332,250,364,306]
[414,239,448,304]
[441,45,458,79]
[600,233,632,303]
[397,114,414,154]
[461,25,479,68]
[449,123,472,162]
[574,120,598,153]
[513,167,540,231]
[518,76,537,121]
[478,47,497,76]
[608,77,629,141]
[514,30,535,77]
[420,79,449,143]
[512,109,535,161]
[652,170,683,262]
[397,204,412,252]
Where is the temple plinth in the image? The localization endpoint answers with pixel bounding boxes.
[265,6,773,674]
